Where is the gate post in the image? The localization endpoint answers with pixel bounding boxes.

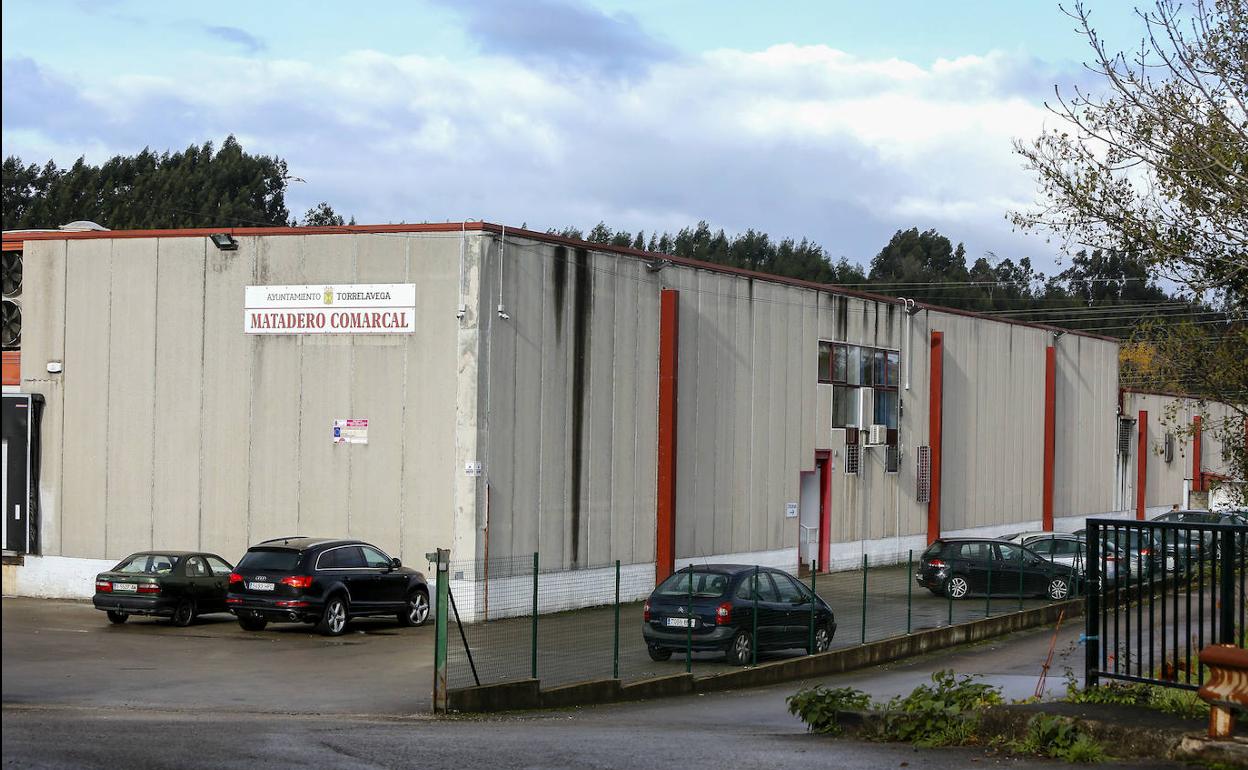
[428,548,450,712]
[1085,526,1100,688]
[1219,529,1236,645]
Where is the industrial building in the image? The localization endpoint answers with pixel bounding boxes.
[0,223,1237,611]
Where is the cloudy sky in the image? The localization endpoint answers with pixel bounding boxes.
[2,0,1145,273]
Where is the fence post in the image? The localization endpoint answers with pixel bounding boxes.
[1085,524,1100,688]
[947,577,953,626]
[809,560,816,653]
[860,554,868,645]
[686,567,693,674]
[986,555,993,618]
[613,559,621,680]
[752,565,759,666]
[1018,545,1025,612]
[1220,529,1236,645]
[429,548,449,713]
[531,552,539,681]
[906,549,913,635]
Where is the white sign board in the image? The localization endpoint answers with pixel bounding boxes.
[245,284,416,334]
[333,418,368,444]
[785,502,799,519]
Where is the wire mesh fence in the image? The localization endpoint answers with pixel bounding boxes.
[444,545,1095,691]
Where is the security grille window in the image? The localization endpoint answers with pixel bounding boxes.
[1117,418,1135,456]
[916,446,931,502]
[885,444,899,473]
[821,341,900,431]
[846,443,861,475]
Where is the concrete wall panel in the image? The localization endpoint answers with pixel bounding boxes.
[104,238,158,559]
[59,240,112,558]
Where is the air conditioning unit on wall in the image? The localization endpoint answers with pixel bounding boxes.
[867,424,888,446]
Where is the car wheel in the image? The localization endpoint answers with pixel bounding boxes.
[317,595,349,636]
[647,645,672,662]
[943,575,970,599]
[399,589,430,627]
[238,614,268,632]
[106,610,128,625]
[807,623,833,655]
[1047,577,1070,600]
[171,599,197,627]
[727,630,753,666]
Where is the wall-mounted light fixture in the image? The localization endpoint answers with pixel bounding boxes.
[210,233,239,251]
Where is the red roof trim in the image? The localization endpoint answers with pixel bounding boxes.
[3,221,1119,343]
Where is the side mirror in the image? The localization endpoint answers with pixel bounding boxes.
[391,557,402,570]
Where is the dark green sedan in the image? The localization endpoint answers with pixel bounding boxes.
[94,551,234,627]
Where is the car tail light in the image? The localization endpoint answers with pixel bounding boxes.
[226,597,243,604]
[1139,548,1152,556]
[715,602,732,625]
[280,575,313,589]
[229,572,243,585]
[137,584,161,594]
[95,580,112,593]
[928,559,947,569]
[643,601,651,622]
[275,600,309,608]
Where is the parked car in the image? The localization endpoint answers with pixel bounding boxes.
[641,565,836,666]
[915,538,1077,600]
[1074,527,1171,578]
[226,537,429,636]
[1003,531,1122,586]
[94,551,235,626]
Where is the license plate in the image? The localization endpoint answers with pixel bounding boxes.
[665,617,696,628]
[248,582,275,592]
[112,583,137,593]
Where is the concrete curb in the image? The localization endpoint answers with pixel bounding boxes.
[447,598,1082,713]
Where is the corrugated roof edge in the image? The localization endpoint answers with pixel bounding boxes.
[2,221,1120,343]
[1120,387,1226,402]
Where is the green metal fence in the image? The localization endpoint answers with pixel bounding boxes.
[443,542,1093,691]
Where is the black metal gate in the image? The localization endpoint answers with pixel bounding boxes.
[1084,517,1247,690]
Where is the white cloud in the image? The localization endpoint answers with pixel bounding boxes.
[3,43,1069,269]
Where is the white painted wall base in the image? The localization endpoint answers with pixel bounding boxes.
[675,547,797,573]
[825,535,928,573]
[448,561,656,623]
[2,555,113,599]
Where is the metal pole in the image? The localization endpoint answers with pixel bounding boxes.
[1085,525,1100,688]
[430,548,450,713]
[1220,529,1236,645]
[808,560,816,653]
[1018,544,1025,612]
[686,568,693,674]
[986,553,993,618]
[906,549,913,634]
[531,552,539,681]
[860,554,868,645]
[613,559,621,680]
[752,566,759,666]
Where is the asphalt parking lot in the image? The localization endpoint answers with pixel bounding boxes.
[1,597,435,715]
[3,565,1061,717]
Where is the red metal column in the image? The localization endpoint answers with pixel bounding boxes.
[1136,410,1148,520]
[927,331,943,545]
[655,289,680,584]
[1192,415,1203,493]
[1042,346,1056,531]
[818,454,832,572]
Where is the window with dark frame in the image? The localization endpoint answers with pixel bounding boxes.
[820,342,900,435]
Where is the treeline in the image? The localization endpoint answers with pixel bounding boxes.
[552,221,1211,338]
[2,137,349,231]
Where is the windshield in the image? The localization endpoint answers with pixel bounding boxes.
[238,549,301,572]
[655,571,730,598]
[113,554,179,574]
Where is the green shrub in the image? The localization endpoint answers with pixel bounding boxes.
[786,686,872,735]
[871,670,1003,747]
[1014,714,1106,763]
